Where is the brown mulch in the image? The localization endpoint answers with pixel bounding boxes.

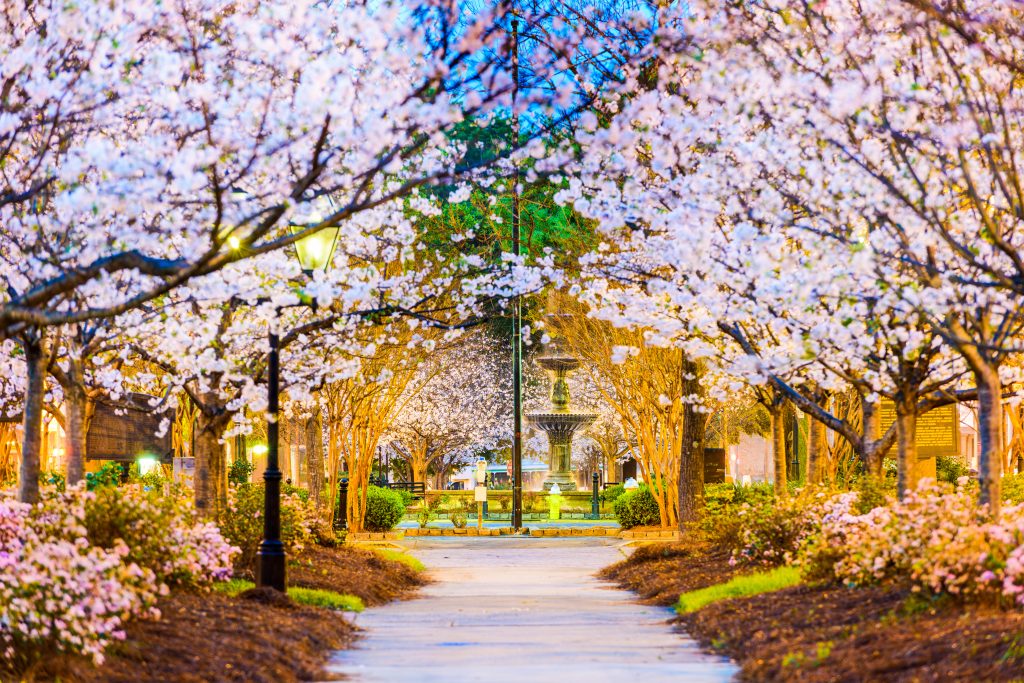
[604,544,1024,682]
[288,544,428,606]
[599,541,740,605]
[54,544,427,683]
[62,590,356,683]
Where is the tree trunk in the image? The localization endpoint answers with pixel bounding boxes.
[305,407,325,512]
[894,398,918,499]
[676,355,705,528]
[64,380,88,486]
[976,364,1003,514]
[807,415,827,485]
[677,358,705,528]
[18,333,47,504]
[861,399,884,478]
[194,411,229,518]
[769,401,787,497]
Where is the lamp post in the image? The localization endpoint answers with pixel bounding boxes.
[256,213,340,592]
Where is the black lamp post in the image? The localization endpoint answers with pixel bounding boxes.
[256,214,340,592]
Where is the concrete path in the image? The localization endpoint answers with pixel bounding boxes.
[327,537,736,683]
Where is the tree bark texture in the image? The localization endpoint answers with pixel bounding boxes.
[976,364,1003,514]
[677,357,705,528]
[18,334,47,504]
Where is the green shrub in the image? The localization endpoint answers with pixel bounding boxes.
[363,485,406,532]
[854,475,890,514]
[41,470,65,491]
[396,488,414,508]
[86,461,123,490]
[613,485,661,528]
[936,455,971,484]
[220,483,312,574]
[600,483,626,504]
[1004,473,1024,505]
[228,457,255,486]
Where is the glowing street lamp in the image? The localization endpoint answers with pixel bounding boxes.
[256,201,340,593]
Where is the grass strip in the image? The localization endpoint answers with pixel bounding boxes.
[676,566,801,614]
[374,548,426,572]
[214,579,365,612]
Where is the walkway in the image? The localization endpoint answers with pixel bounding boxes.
[327,537,736,683]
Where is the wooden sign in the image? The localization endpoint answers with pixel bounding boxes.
[86,393,173,462]
[875,399,959,458]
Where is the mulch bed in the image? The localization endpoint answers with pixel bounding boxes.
[54,544,427,683]
[61,590,355,683]
[604,543,1024,682]
[289,544,428,606]
[599,541,740,605]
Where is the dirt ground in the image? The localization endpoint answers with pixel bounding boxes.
[55,544,426,683]
[604,543,1024,682]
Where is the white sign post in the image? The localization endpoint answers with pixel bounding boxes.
[475,459,488,529]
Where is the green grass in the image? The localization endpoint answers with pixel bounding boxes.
[676,566,802,614]
[214,580,364,612]
[374,548,426,572]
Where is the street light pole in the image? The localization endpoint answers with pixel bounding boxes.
[254,196,340,592]
[510,16,523,532]
[256,325,286,591]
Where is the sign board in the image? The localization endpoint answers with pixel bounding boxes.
[86,393,173,462]
[704,448,726,484]
[875,399,959,459]
[474,485,487,502]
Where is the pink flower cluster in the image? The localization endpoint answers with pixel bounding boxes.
[0,485,238,669]
[802,480,1024,605]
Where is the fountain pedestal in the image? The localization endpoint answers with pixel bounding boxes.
[526,353,595,492]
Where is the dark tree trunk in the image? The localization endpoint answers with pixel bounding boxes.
[677,355,705,528]
[861,399,885,478]
[305,405,325,512]
[768,400,787,497]
[894,397,918,500]
[194,410,230,518]
[807,415,826,485]
[64,375,89,486]
[18,333,47,504]
[976,364,1003,514]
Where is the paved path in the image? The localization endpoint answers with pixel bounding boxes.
[327,537,736,683]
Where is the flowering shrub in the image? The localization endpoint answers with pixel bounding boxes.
[725,488,838,567]
[800,480,1024,606]
[0,539,162,668]
[220,483,313,574]
[0,484,237,673]
[83,485,236,586]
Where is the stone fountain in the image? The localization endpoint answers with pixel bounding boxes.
[527,342,596,492]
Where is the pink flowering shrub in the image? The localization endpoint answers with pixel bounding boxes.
[800,480,1024,605]
[0,539,163,669]
[0,484,237,673]
[81,485,236,586]
[727,487,839,567]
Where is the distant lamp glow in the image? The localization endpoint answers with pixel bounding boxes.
[137,455,159,476]
[228,235,241,250]
[251,443,269,456]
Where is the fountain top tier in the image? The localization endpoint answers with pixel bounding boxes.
[527,344,595,428]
